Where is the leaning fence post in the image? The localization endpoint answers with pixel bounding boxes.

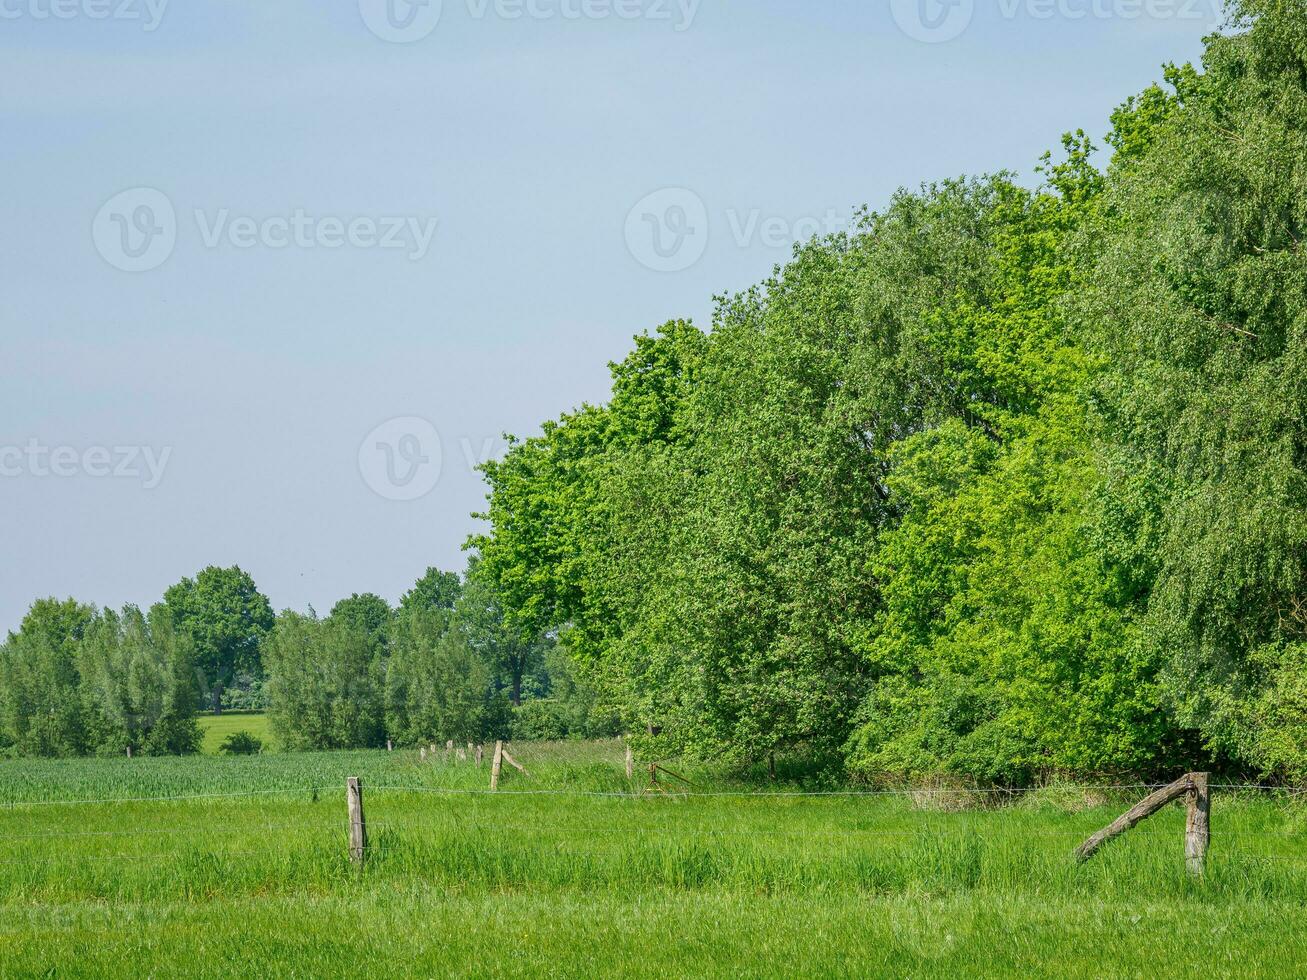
[1186,772,1210,875]
[346,777,367,865]
[490,740,504,791]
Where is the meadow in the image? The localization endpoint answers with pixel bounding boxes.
[1,742,1304,977]
[196,711,276,754]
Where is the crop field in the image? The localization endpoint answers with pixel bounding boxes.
[0,742,1303,977]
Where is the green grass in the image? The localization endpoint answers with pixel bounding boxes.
[197,710,275,754]
[1,742,1304,977]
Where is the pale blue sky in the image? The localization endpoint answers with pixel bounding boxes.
[0,0,1225,633]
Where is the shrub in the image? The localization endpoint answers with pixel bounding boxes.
[218,731,263,755]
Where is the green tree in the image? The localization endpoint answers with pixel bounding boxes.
[399,568,462,617]
[163,566,274,713]
[1081,0,1307,778]
[0,598,96,757]
[78,605,200,756]
[263,612,385,750]
[327,593,393,657]
[385,608,493,744]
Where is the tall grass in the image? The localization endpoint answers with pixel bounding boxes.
[2,743,1304,976]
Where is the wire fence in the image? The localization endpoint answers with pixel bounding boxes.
[2,780,1305,810]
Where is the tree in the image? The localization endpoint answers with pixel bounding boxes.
[1081,1,1307,778]
[385,608,493,745]
[327,593,393,657]
[78,605,200,756]
[399,568,462,617]
[0,598,96,757]
[163,566,274,713]
[262,612,385,750]
[456,558,548,708]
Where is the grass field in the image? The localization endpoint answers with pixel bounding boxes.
[196,711,275,754]
[1,742,1304,977]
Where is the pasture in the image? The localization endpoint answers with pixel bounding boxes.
[1,742,1304,977]
[197,711,276,754]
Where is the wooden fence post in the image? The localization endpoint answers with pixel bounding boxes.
[625,741,634,781]
[490,740,504,791]
[346,777,367,865]
[1075,773,1211,869]
[386,739,393,752]
[476,744,484,767]
[1186,772,1210,876]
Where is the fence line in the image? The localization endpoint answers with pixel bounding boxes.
[1,781,1302,810]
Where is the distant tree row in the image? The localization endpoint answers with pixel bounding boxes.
[0,564,616,758]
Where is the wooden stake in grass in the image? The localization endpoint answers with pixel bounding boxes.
[1186,772,1210,876]
[476,744,484,767]
[491,740,503,791]
[1075,773,1207,870]
[625,741,634,781]
[346,777,367,865]
[501,746,528,776]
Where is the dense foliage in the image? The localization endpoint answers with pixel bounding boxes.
[468,3,1307,783]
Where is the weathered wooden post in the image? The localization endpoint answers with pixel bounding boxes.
[476,744,484,767]
[1186,772,1210,876]
[490,740,504,791]
[625,741,634,781]
[346,777,367,865]
[445,739,454,761]
[1075,773,1212,871]
[125,746,132,759]
[420,746,427,761]
[386,739,393,752]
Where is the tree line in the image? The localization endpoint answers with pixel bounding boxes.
[470,2,1307,784]
[0,564,615,757]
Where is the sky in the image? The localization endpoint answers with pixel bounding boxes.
[0,0,1227,634]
